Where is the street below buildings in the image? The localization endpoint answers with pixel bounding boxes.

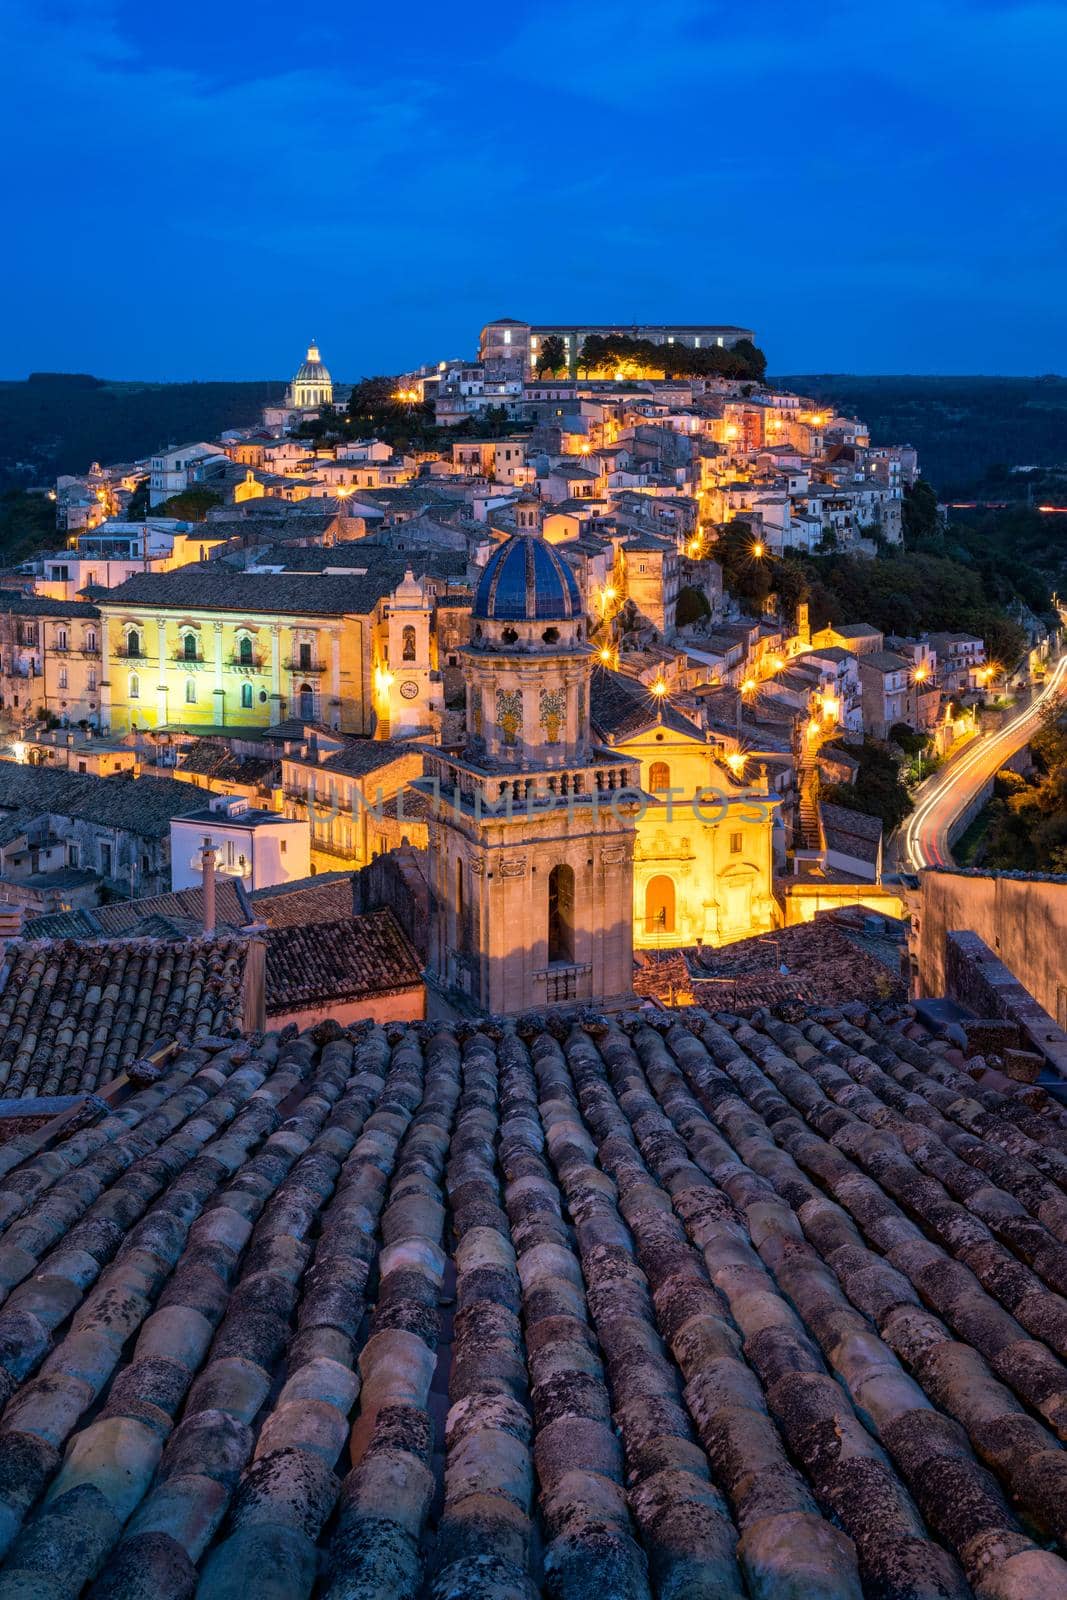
[897,654,1067,870]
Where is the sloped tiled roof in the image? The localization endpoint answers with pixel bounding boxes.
[590,664,703,743]
[0,935,249,1096]
[0,768,204,838]
[250,872,354,928]
[821,800,883,864]
[0,1000,1062,1595]
[23,880,251,941]
[264,908,421,1013]
[102,562,407,617]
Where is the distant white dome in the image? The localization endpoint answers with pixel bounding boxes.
[290,342,334,409]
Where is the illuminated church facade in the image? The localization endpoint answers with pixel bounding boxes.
[419,496,781,1012]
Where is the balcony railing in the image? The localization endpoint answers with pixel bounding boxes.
[536,963,592,1003]
[229,655,265,671]
[310,838,362,861]
[285,658,325,674]
[416,750,642,820]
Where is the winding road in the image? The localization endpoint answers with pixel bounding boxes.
[898,652,1067,870]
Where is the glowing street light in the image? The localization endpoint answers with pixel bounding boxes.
[751,541,765,559]
[599,645,614,665]
[741,677,756,695]
[727,750,746,776]
[650,677,669,698]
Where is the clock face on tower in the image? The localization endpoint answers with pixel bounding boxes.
[399,680,419,700]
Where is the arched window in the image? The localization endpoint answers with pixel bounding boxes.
[128,672,140,700]
[645,874,676,934]
[548,863,576,964]
[86,629,97,652]
[241,683,253,709]
[239,637,254,666]
[183,632,198,661]
[402,625,417,662]
[185,678,197,704]
[299,683,314,719]
[648,761,671,793]
[126,628,141,658]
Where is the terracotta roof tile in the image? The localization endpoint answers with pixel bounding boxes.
[263,910,422,1014]
[0,997,1062,1595]
[0,936,249,1096]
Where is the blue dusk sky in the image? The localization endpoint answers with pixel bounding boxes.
[4,0,1066,381]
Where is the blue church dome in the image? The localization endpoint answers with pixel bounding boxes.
[472,535,582,622]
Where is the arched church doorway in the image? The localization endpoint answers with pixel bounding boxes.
[645,874,676,935]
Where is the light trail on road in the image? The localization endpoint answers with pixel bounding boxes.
[900,653,1067,871]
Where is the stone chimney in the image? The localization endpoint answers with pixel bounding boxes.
[201,839,217,937]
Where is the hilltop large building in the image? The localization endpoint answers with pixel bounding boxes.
[479,317,756,375]
[287,341,333,410]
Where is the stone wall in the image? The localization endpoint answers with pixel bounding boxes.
[352,844,431,957]
[917,866,1067,1028]
[945,928,1067,1080]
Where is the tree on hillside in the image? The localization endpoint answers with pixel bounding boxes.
[151,488,223,522]
[902,478,940,544]
[538,336,566,376]
[823,740,913,832]
[713,521,775,609]
[0,491,57,562]
[675,585,711,627]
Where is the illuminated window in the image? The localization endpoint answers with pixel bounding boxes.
[503,329,511,345]
[648,761,671,792]
[402,625,417,662]
[730,832,743,853]
[128,673,140,699]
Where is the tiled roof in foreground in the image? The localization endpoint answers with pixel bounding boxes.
[0,1001,1064,1595]
[0,937,249,1097]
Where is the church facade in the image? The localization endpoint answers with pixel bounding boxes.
[418,498,638,1014]
[589,671,780,948]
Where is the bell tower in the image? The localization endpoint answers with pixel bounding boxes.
[418,512,637,1014]
[377,568,443,740]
